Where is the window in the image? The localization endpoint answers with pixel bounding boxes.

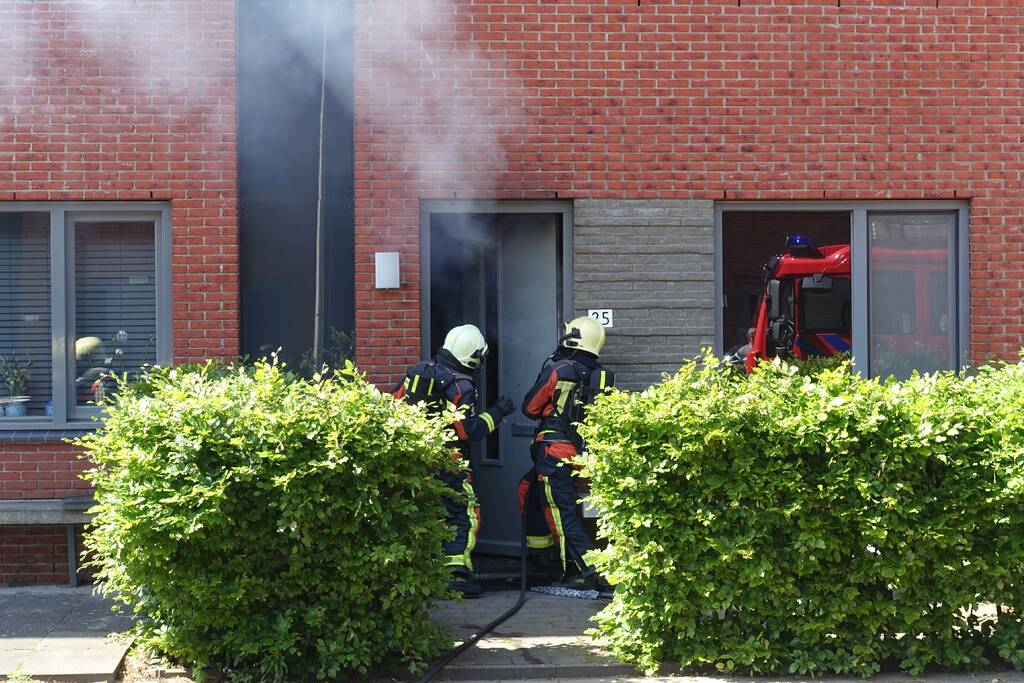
[716,202,968,380]
[0,213,51,418]
[0,205,170,429]
[869,271,916,335]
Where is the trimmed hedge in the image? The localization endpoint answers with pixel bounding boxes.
[580,354,1024,676]
[78,361,454,680]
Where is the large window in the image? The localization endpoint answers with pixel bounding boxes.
[0,205,170,429]
[716,202,968,380]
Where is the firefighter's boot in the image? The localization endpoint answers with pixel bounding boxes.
[448,567,483,599]
[526,547,563,585]
[554,570,612,594]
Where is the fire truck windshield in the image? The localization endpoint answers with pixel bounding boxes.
[799,278,851,334]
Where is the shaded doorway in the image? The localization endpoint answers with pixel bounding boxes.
[422,203,573,556]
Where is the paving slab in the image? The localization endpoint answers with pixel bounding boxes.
[429,589,638,681]
[0,585,132,683]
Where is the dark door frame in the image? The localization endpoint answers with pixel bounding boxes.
[418,200,575,359]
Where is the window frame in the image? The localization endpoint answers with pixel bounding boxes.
[714,200,970,378]
[0,203,172,431]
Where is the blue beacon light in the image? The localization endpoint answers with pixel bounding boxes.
[785,234,815,254]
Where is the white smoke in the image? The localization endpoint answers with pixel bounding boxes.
[0,1,235,134]
[357,0,528,193]
[1,0,525,188]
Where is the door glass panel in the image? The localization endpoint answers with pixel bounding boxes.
[73,221,157,407]
[869,213,955,380]
[0,213,52,418]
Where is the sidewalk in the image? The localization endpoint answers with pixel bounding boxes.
[428,589,636,680]
[0,585,132,683]
[5,585,1024,683]
[0,586,624,682]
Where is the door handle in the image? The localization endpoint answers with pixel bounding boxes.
[510,422,536,437]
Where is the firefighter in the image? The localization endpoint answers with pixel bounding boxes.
[394,324,515,598]
[519,316,614,590]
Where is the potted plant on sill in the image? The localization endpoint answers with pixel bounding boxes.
[0,354,31,418]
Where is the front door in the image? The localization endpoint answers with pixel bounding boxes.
[426,210,564,556]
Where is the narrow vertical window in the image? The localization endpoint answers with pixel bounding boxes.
[868,212,957,380]
[0,213,52,418]
[71,221,157,410]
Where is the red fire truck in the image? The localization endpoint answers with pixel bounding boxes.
[743,235,950,373]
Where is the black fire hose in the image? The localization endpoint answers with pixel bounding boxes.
[415,476,534,683]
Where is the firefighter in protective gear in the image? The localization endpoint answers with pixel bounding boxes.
[394,324,516,598]
[518,316,614,590]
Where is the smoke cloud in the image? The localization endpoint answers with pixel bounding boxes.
[0,1,235,138]
[357,0,528,194]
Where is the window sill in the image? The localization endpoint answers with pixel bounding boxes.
[0,424,97,443]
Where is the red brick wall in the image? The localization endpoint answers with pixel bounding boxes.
[0,443,89,501]
[0,525,71,584]
[0,523,91,584]
[354,0,1024,382]
[0,0,239,364]
[0,0,238,581]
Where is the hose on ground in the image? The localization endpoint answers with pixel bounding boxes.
[415,478,534,683]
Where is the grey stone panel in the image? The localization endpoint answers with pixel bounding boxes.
[574,199,715,391]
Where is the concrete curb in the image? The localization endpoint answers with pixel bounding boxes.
[434,661,640,681]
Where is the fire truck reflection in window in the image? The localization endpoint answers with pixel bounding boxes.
[929,270,950,337]
[800,278,851,335]
[868,212,956,379]
[870,271,915,336]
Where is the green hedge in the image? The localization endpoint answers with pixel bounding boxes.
[579,354,1024,676]
[78,361,454,680]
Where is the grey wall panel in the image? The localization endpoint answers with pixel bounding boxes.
[574,199,715,391]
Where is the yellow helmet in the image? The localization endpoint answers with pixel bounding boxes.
[561,316,606,356]
[75,336,104,360]
[442,324,488,369]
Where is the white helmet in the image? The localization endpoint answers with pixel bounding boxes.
[75,336,104,360]
[442,324,488,369]
[561,316,606,356]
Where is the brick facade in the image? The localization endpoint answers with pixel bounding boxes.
[0,0,238,581]
[2,0,1023,582]
[0,442,89,501]
[0,0,239,365]
[355,0,1024,383]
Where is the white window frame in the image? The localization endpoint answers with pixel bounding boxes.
[714,200,970,377]
[0,203,172,431]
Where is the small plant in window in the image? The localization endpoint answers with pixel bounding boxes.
[90,331,158,404]
[0,354,31,397]
[90,330,129,404]
[0,353,32,418]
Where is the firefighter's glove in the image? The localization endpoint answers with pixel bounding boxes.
[492,396,516,418]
